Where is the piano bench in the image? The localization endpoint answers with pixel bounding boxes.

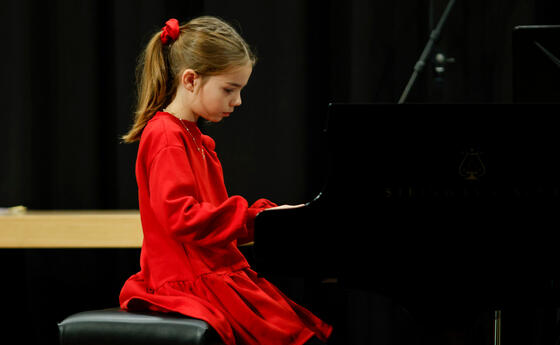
[58,308,224,345]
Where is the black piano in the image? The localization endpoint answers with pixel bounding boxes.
[254,103,560,343]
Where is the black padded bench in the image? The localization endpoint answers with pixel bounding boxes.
[58,308,223,345]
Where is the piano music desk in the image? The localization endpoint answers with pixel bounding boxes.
[0,210,142,248]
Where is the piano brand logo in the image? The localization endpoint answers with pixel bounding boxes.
[383,185,560,200]
[459,148,486,181]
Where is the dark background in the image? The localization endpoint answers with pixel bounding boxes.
[1,0,560,344]
[3,0,557,209]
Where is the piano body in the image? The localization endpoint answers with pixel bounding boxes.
[254,103,560,312]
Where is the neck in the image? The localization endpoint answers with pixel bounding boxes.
[164,100,198,122]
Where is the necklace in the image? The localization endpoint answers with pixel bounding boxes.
[163,108,206,160]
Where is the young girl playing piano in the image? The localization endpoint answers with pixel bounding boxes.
[119,16,332,345]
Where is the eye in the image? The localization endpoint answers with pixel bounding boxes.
[223,88,234,94]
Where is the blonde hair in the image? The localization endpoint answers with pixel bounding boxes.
[122,16,256,143]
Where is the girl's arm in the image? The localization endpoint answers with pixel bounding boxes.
[148,146,249,247]
[238,198,278,245]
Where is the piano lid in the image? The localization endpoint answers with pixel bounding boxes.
[320,103,560,206]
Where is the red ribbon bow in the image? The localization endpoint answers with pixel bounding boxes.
[161,18,180,44]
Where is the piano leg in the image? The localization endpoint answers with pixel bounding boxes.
[494,310,502,345]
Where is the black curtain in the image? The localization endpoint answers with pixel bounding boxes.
[2,0,556,210]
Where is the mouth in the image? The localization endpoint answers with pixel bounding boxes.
[223,112,232,117]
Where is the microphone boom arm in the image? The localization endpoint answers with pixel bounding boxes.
[398,0,457,104]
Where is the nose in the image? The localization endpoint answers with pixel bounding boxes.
[231,93,242,107]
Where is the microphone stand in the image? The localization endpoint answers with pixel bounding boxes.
[398,0,457,104]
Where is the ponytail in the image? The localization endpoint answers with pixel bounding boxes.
[121,32,175,143]
[122,16,256,143]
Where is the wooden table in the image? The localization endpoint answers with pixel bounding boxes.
[0,210,142,248]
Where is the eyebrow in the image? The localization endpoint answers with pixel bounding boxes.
[226,82,243,88]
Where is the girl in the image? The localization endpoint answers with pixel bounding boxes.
[120,16,332,345]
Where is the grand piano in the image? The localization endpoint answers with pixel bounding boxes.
[254,103,560,317]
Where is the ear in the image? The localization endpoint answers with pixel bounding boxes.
[181,69,199,92]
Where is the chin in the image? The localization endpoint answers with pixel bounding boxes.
[207,117,224,123]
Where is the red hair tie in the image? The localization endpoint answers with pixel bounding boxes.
[161,18,180,44]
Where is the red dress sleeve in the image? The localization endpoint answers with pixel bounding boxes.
[238,198,278,245]
[148,145,249,248]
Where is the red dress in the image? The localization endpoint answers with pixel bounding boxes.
[119,112,332,345]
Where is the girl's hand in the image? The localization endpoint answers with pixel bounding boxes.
[266,204,305,211]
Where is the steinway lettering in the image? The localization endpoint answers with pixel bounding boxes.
[384,186,560,199]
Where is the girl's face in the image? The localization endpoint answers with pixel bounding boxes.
[191,63,253,122]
